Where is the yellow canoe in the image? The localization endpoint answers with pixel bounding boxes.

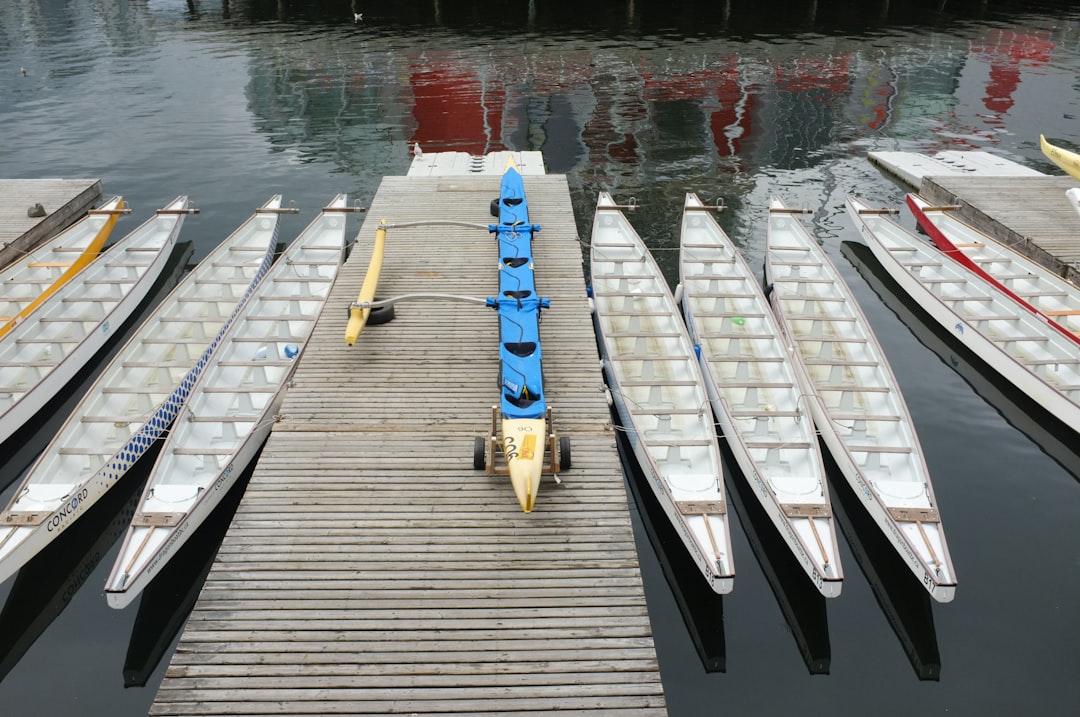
[1040,134,1080,181]
[0,196,125,339]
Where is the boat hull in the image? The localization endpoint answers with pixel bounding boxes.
[1040,134,1080,181]
[104,196,347,605]
[854,205,1080,434]
[0,200,187,445]
[591,191,734,594]
[769,196,956,602]
[679,193,841,597]
[105,396,279,609]
[602,358,734,595]
[0,198,283,584]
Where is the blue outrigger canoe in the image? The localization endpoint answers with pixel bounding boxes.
[487,158,551,512]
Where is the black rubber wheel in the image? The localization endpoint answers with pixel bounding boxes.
[473,437,487,470]
[490,198,500,218]
[559,436,572,471]
[365,300,395,326]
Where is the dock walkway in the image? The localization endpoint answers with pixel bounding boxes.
[0,178,102,270]
[919,175,1080,285]
[150,172,667,715]
[865,150,1080,284]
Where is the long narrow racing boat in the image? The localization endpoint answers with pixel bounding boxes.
[0,197,284,585]
[0,197,193,447]
[489,158,550,512]
[848,194,1080,436]
[1,195,126,339]
[105,195,348,608]
[679,193,842,597]
[591,191,734,594]
[766,196,956,603]
[906,193,1080,344]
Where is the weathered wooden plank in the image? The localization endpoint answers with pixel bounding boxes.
[165,658,660,675]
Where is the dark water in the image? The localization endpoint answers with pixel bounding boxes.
[2,0,1080,714]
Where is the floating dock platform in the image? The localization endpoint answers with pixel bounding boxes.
[0,179,103,270]
[868,151,1080,284]
[150,157,667,715]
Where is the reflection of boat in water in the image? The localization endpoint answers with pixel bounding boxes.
[123,458,255,687]
[723,442,831,674]
[615,420,726,673]
[0,443,156,681]
[827,449,941,680]
[842,240,1080,483]
[0,241,195,490]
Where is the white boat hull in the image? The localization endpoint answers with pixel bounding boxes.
[105,195,349,606]
[679,193,842,598]
[0,200,187,445]
[602,357,734,595]
[850,197,1080,434]
[769,196,956,602]
[0,198,284,584]
[591,191,734,594]
[104,394,280,609]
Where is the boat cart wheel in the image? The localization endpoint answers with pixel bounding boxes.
[366,299,396,326]
[473,436,487,470]
[490,198,500,218]
[558,436,572,471]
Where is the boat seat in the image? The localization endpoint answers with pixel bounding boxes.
[829,413,902,422]
[16,484,81,509]
[873,479,927,501]
[848,445,913,453]
[744,440,812,449]
[769,475,822,498]
[147,484,202,504]
[700,332,775,340]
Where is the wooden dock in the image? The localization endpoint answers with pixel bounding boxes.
[920,175,1080,285]
[0,178,103,270]
[151,173,668,715]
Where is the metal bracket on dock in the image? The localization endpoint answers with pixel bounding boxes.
[156,207,201,215]
[351,293,488,310]
[685,198,728,213]
[597,197,640,211]
[322,201,367,213]
[853,207,899,216]
[256,202,301,215]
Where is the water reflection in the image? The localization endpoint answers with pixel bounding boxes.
[617,423,727,673]
[123,461,254,687]
[827,451,942,681]
[0,443,155,682]
[842,240,1080,483]
[723,443,831,674]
